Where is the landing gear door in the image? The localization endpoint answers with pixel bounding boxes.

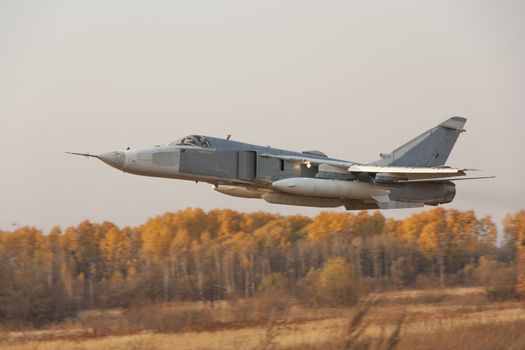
[238,151,256,181]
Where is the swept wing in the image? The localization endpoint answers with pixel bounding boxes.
[259,153,476,182]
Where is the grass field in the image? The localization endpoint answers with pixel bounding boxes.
[1,287,524,350]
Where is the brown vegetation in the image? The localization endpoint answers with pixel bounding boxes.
[1,208,524,327]
[1,208,525,348]
[0,287,524,350]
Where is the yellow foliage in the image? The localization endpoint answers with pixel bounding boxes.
[504,210,525,251]
[517,250,525,300]
[318,257,357,306]
[0,207,519,325]
[259,272,288,292]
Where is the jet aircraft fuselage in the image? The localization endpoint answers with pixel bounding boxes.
[68,117,490,210]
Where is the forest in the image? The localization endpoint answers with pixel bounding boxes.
[1,208,524,327]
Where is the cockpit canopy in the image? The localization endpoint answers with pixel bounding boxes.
[170,135,212,148]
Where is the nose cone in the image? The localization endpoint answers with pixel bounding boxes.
[99,151,125,170]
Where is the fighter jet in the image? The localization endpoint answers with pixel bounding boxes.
[67,117,492,210]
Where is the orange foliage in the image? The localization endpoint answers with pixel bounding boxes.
[0,208,522,325]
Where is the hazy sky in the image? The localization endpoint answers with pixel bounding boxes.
[1,0,524,232]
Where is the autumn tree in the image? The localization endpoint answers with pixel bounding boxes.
[318,257,358,306]
[0,227,73,325]
[504,211,525,299]
[0,207,513,326]
[403,208,496,287]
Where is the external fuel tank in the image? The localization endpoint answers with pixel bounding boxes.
[272,177,388,200]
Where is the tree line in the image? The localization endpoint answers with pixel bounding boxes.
[1,208,524,326]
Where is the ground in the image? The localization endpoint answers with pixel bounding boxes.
[1,287,524,350]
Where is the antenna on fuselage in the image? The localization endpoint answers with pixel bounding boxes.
[226,134,232,140]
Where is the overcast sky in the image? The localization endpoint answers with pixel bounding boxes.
[1,0,524,232]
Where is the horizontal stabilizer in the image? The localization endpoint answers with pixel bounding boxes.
[348,164,466,180]
[397,176,495,183]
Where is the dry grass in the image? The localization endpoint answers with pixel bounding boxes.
[1,287,524,350]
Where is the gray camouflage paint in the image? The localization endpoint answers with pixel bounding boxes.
[71,117,466,210]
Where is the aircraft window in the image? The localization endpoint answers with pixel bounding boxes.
[170,135,211,148]
[193,135,211,148]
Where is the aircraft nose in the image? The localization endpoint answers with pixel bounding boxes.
[99,151,125,169]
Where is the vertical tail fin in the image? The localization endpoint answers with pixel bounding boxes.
[372,117,466,167]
